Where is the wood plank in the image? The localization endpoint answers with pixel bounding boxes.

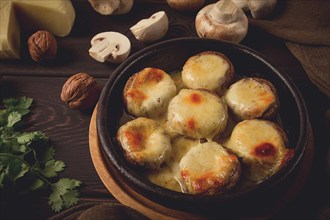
[1,76,110,196]
[0,1,306,79]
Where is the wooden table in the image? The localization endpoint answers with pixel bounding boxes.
[1,1,328,219]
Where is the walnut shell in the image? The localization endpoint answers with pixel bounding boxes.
[61,73,101,110]
[27,30,57,62]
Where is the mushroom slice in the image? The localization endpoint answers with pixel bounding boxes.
[195,0,248,43]
[224,119,294,184]
[179,141,241,195]
[130,11,169,42]
[89,32,130,63]
[88,0,120,15]
[117,117,172,169]
[225,77,279,120]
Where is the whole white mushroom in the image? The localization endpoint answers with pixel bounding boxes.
[195,0,248,43]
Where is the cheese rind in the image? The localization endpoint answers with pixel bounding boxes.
[0,0,75,59]
[0,1,20,59]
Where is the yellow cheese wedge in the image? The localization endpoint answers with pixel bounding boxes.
[0,0,75,59]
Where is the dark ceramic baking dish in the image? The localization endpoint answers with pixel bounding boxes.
[97,38,308,214]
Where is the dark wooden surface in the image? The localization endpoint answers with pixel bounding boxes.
[1,1,329,219]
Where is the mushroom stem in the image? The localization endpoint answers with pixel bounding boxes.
[89,39,118,62]
[210,0,239,24]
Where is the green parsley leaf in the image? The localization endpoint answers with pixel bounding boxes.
[17,131,47,145]
[42,160,65,178]
[49,178,82,212]
[7,112,21,127]
[0,97,82,212]
[4,97,33,115]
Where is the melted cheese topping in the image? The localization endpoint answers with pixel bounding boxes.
[179,141,240,194]
[182,52,231,93]
[167,89,228,139]
[117,117,172,169]
[147,136,199,192]
[124,67,177,119]
[225,119,292,183]
[225,78,276,120]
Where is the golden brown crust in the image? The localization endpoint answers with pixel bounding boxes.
[182,51,234,94]
[225,77,279,120]
[123,67,176,118]
[253,78,279,119]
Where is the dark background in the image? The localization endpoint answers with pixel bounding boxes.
[1,0,328,219]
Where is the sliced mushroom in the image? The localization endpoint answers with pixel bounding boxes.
[130,11,169,42]
[195,0,248,43]
[89,32,131,63]
[88,0,133,15]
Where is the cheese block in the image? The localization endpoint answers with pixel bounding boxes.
[0,0,75,59]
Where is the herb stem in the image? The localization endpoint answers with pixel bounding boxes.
[0,152,52,186]
[0,153,31,169]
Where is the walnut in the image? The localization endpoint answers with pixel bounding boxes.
[61,73,101,110]
[27,30,57,62]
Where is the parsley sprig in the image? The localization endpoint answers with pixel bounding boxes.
[0,97,81,212]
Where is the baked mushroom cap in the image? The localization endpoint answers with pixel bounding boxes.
[225,77,279,120]
[182,51,234,94]
[117,117,172,169]
[167,89,228,139]
[123,67,177,119]
[195,0,248,43]
[179,141,241,194]
[224,119,294,183]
